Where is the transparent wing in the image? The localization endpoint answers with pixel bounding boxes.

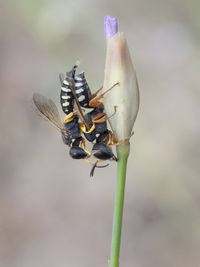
[33,93,63,130]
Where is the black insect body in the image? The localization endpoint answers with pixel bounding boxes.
[60,64,91,114]
[83,107,109,141]
[59,68,76,115]
[59,64,118,175]
[70,65,118,165]
[74,72,92,108]
[83,107,117,163]
[62,115,88,159]
[33,63,118,176]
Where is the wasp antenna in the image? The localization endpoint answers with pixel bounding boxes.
[90,162,110,177]
[90,165,96,177]
[96,163,109,168]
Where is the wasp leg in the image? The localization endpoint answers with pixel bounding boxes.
[92,106,117,124]
[106,132,133,146]
[105,132,117,146]
[89,82,119,108]
[80,138,91,156]
[91,87,103,98]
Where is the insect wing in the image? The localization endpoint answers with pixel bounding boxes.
[33,93,63,130]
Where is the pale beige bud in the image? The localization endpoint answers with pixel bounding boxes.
[103,32,139,141]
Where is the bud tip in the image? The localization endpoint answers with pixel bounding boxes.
[104,15,118,37]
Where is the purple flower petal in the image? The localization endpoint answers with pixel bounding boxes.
[104,15,118,37]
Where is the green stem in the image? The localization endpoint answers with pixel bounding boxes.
[109,142,130,267]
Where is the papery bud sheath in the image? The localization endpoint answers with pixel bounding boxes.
[103,16,139,141]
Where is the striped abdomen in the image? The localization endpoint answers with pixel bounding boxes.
[74,72,92,108]
[60,75,74,115]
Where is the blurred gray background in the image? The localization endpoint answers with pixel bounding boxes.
[1,0,200,266]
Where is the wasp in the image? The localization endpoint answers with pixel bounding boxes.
[33,65,111,176]
[33,65,94,161]
[59,63,121,176]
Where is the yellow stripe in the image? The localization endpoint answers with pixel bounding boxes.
[63,113,75,123]
[61,87,71,92]
[63,80,69,85]
[61,95,70,100]
[80,123,95,134]
[62,102,70,107]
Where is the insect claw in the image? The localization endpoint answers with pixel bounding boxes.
[35,64,119,177]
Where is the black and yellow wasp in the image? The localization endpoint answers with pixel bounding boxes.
[33,63,120,176]
[60,63,121,175]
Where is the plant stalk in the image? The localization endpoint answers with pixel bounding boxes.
[109,142,130,267]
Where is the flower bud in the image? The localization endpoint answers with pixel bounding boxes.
[103,15,139,141]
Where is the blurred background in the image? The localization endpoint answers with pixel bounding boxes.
[1,0,200,266]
